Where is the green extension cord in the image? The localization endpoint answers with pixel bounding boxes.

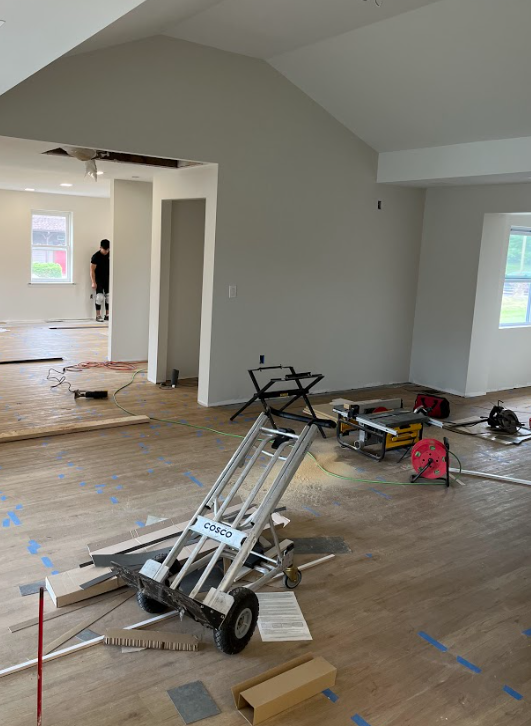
[112,369,460,488]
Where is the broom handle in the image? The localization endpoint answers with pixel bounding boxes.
[37,587,44,726]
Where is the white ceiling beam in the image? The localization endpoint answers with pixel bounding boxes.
[378,137,531,186]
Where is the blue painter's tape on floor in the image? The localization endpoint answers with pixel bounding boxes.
[0,495,6,501]
[522,628,531,637]
[322,689,339,703]
[41,556,54,568]
[352,715,372,726]
[115,485,123,490]
[111,475,118,480]
[185,472,204,488]
[110,496,118,504]
[58,474,65,479]
[368,487,392,500]
[456,656,482,674]
[503,686,523,701]
[67,462,75,467]
[8,511,21,525]
[148,469,154,474]
[28,540,41,554]
[365,553,373,558]
[51,570,59,575]
[418,631,448,652]
[135,521,145,527]
[15,504,23,510]
[2,519,8,528]
[304,506,320,517]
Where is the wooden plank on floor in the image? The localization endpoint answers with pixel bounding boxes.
[45,565,124,607]
[42,590,133,655]
[9,591,130,633]
[0,356,63,365]
[0,415,150,444]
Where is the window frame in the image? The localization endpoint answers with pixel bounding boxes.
[499,226,531,328]
[30,209,73,284]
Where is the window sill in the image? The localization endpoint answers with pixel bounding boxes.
[499,323,531,329]
[28,282,76,286]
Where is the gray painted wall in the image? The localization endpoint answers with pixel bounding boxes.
[167,199,205,380]
[0,36,426,404]
[411,183,531,396]
[0,189,109,321]
[110,180,152,361]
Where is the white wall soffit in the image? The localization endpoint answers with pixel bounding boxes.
[270,0,531,153]
[0,0,146,97]
[378,137,531,186]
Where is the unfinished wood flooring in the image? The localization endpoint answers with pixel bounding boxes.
[0,323,530,725]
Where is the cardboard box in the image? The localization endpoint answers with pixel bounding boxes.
[232,653,336,725]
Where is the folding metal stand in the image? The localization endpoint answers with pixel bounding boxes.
[112,409,334,655]
[230,365,326,438]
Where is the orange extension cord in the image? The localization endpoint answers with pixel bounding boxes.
[64,361,146,372]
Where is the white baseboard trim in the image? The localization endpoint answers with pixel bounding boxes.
[204,380,410,409]
[408,379,468,398]
[486,383,531,393]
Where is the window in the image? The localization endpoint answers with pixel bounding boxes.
[500,226,531,326]
[31,210,72,283]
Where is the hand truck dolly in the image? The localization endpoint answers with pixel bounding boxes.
[111,408,334,655]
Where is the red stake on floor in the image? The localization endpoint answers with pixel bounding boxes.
[37,586,44,726]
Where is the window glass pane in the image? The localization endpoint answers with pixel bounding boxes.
[506,231,531,278]
[31,248,67,280]
[500,280,531,325]
[31,214,68,247]
[30,211,71,281]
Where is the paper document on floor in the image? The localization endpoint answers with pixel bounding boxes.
[257,592,312,642]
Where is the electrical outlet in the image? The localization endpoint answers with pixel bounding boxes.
[377,200,382,210]
[260,354,265,364]
[229,285,237,299]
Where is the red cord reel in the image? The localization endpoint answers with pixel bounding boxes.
[411,439,448,480]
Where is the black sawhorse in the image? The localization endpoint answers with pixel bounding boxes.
[230,366,327,438]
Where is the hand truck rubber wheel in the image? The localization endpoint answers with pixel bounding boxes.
[136,552,181,615]
[283,569,302,589]
[213,587,259,655]
[136,589,168,614]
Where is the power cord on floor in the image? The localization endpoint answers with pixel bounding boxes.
[110,369,455,488]
[47,368,74,392]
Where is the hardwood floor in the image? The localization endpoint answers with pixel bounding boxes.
[0,324,529,725]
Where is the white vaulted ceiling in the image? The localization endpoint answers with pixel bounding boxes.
[6,0,531,158]
[73,0,442,59]
[0,0,145,97]
[270,0,531,152]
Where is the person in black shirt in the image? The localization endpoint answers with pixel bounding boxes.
[90,239,110,322]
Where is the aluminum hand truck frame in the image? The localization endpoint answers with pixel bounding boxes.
[112,409,334,654]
